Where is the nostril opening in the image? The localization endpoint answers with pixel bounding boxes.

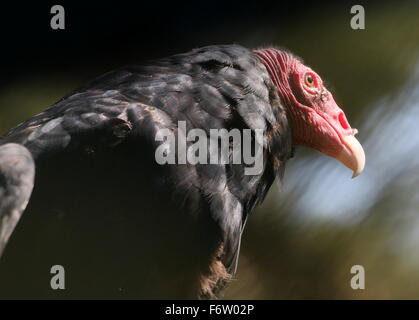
[338,112,350,130]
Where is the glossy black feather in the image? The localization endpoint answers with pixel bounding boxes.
[0,45,291,298]
[0,144,35,257]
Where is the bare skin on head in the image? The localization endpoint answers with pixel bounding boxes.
[254,48,365,178]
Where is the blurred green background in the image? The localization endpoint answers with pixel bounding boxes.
[1,1,419,299]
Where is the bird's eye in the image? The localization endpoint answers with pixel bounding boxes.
[304,73,315,87]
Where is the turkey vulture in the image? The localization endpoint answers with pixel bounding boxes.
[0,45,364,299]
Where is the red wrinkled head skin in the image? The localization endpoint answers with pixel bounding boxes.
[254,48,357,160]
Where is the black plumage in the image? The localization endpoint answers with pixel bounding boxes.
[0,45,292,298]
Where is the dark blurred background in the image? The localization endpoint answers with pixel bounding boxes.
[1,0,419,299]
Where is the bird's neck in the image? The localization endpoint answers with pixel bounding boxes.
[253,48,296,107]
[254,48,308,148]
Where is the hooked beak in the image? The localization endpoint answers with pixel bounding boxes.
[336,132,365,178]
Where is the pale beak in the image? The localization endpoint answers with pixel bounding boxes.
[336,134,365,178]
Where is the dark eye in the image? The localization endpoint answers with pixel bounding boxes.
[304,73,315,87]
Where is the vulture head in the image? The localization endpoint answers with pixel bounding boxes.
[255,48,365,178]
